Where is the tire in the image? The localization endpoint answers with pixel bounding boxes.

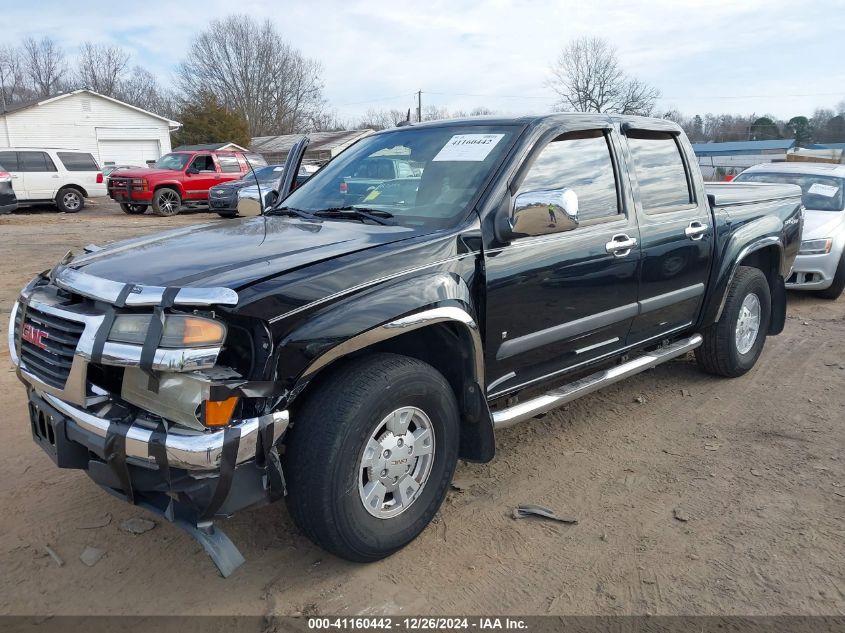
[815,254,845,300]
[696,266,771,377]
[119,203,147,215]
[56,187,84,213]
[283,353,460,562]
[151,188,181,216]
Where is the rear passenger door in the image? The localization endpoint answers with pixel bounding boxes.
[19,151,59,200]
[484,124,641,398]
[622,126,713,345]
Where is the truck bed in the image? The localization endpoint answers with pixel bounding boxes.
[705,181,802,208]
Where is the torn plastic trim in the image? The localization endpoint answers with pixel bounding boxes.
[41,391,289,471]
[52,266,239,307]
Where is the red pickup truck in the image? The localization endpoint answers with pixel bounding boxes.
[107,150,266,216]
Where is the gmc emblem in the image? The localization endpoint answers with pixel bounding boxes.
[22,323,49,350]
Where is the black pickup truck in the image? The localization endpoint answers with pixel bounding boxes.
[9,114,802,576]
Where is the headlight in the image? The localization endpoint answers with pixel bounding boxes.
[108,314,226,348]
[799,238,833,255]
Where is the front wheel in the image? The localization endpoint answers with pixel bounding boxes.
[283,353,460,562]
[56,187,84,213]
[696,266,771,377]
[120,203,147,215]
[151,188,181,216]
[815,253,845,300]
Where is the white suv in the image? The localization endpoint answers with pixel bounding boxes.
[0,148,107,213]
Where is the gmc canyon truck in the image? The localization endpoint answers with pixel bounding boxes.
[9,115,802,576]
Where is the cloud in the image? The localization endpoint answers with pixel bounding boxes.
[3,0,843,120]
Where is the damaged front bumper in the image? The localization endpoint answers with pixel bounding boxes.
[9,273,289,577]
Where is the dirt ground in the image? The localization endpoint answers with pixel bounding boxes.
[0,200,843,618]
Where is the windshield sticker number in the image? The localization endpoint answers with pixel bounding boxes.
[808,183,839,198]
[433,134,505,162]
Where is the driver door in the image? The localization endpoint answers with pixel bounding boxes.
[184,154,220,201]
[484,124,642,398]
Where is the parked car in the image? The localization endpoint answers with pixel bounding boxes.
[340,156,418,201]
[209,164,310,217]
[0,166,18,214]
[9,114,802,577]
[229,166,313,217]
[734,162,845,299]
[0,148,106,213]
[102,164,142,179]
[107,150,267,216]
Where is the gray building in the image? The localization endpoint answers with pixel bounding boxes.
[251,129,373,164]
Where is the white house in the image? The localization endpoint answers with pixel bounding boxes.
[0,89,181,167]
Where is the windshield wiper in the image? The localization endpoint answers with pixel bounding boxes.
[266,206,318,220]
[314,206,396,225]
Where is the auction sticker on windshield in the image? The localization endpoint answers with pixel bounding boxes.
[809,182,839,197]
[433,134,505,162]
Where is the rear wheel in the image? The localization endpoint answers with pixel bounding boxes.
[151,188,181,216]
[696,266,771,377]
[815,254,845,300]
[56,187,84,213]
[119,203,146,215]
[283,353,460,562]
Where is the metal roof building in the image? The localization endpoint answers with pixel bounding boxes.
[251,129,373,164]
[692,139,796,178]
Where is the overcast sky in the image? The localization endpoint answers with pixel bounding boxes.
[5,0,845,121]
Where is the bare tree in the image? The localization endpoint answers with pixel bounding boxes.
[0,45,28,109]
[22,36,67,97]
[177,14,325,137]
[548,37,659,115]
[76,42,129,96]
[115,65,175,117]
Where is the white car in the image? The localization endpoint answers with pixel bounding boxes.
[735,162,845,299]
[0,148,107,213]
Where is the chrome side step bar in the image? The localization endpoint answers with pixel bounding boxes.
[492,334,703,429]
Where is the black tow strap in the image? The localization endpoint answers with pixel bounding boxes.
[138,287,179,393]
[200,426,241,521]
[105,421,135,504]
[148,420,171,487]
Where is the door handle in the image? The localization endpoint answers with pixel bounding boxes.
[685,221,708,240]
[51,174,59,178]
[605,233,637,257]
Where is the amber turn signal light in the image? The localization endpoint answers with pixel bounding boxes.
[203,396,239,427]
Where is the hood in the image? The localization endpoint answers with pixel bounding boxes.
[109,167,181,179]
[802,209,845,239]
[70,217,426,289]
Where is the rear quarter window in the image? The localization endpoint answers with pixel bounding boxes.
[57,152,100,171]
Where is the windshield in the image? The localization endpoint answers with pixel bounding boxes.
[248,165,284,182]
[280,125,517,227]
[153,153,191,171]
[734,171,845,211]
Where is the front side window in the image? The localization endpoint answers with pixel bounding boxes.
[518,130,620,221]
[153,153,191,171]
[18,151,57,173]
[626,131,693,213]
[190,155,216,172]
[734,172,845,212]
[280,125,516,228]
[58,152,99,171]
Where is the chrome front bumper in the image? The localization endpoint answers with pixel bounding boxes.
[39,391,288,471]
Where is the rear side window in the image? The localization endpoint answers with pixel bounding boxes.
[18,151,57,173]
[57,152,99,171]
[0,151,19,171]
[626,131,693,213]
[518,129,620,221]
[217,154,241,173]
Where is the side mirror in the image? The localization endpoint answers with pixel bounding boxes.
[507,188,579,239]
[186,167,199,175]
[236,190,263,217]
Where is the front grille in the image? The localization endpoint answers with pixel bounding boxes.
[15,305,84,389]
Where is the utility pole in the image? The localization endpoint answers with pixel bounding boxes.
[417,90,422,123]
